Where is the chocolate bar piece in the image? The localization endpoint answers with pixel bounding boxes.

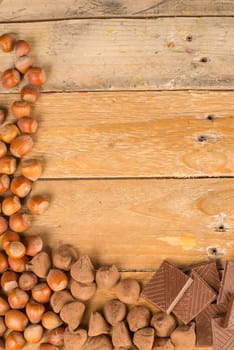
[141,261,193,314]
[191,261,221,292]
[217,261,234,304]
[224,294,234,328]
[172,272,216,324]
[195,303,227,346]
[218,261,234,305]
[212,316,234,350]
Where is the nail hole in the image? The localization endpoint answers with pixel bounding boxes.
[200,57,208,63]
[215,225,226,232]
[207,114,216,121]
[197,135,208,142]
[208,247,218,256]
[186,35,193,42]
[207,246,224,258]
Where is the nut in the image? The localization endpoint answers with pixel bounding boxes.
[15,40,30,57]
[1,69,21,89]
[24,67,46,86]
[21,84,40,103]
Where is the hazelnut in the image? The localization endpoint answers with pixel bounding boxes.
[1,69,21,89]
[25,67,46,86]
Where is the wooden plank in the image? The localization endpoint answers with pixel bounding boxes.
[0,18,234,91]
[1,91,234,178]
[0,0,233,21]
[25,178,234,269]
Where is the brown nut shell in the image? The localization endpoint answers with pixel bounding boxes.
[11,101,31,119]
[26,195,49,215]
[0,34,14,52]
[24,67,46,86]
[21,84,40,103]
[20,159,42,181]
[10,135,33,158]
[15,40,30,57]
[1,69,20,89]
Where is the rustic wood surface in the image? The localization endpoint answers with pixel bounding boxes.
[1,2,233,349]
[1,91,234,178]
[0,0,233,21]
[24,178,234,269]
[0,17,234,91]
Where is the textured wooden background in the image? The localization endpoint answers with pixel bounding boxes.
[1,1,234,349]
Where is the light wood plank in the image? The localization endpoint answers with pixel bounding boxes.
[24,178,234,269]
[1,91,234,178]
[0,18,234,91]
[0,0,233,21]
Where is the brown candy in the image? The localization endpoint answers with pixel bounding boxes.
[170,323,196,349]
[112,321,132,348]
[103,299,127,326]
[115,279,141,304]
[127,305,151,332]
[88,312,110,337]
[64,328,87,350]
[133,327,155,350]
[151,312,176,337]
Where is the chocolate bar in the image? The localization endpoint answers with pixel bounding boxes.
[172,272,216,324]
[218,261,234,305]
[212,316,234,350]
[141,261,193,314]
[224,294,234,328]
[191,261,221,292]
[195,303,226,346]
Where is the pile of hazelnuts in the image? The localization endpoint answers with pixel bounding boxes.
[0,33,48,234]
[0,33,52,349]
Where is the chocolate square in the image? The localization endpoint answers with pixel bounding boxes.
[224,294,234,328]
[218,261,234,305]
[172,272,216,324]
[141,261,193,314]
[191,261,221,292]
[212,316,234,350]
[195,303,226,346]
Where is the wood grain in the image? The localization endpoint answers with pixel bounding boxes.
[24,178,234,269]
[0,0,233,21]
[0,18,234,91]
[1,91,234,178]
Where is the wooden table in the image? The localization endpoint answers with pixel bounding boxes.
[1,1,234,349]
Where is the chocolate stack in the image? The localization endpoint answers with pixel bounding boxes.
[142,260,234,349]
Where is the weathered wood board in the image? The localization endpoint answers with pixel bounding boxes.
[0,18,234,91]
[0,0,233,21]
[25,178,234,269]
[1,91,234,178]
